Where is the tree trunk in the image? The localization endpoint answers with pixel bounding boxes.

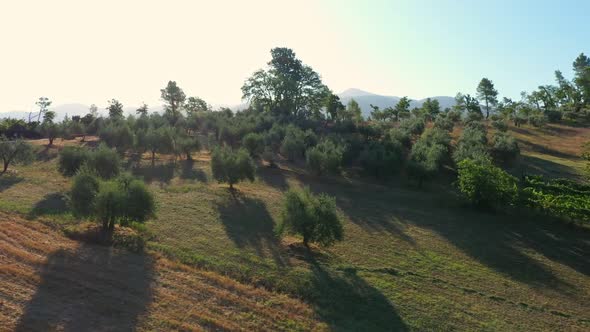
[186,152,192,161]
[229,182,233,190]
[303,236,310,248]
[2,161,8,174]
[151,151,156,166]
[48,137,54,146]
[485,100,489,119]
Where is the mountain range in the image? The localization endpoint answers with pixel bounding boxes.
[0,89,455,120]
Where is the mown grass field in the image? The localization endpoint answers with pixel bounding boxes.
[0,124,589,331]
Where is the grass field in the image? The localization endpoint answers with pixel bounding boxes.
[0,124,589,331]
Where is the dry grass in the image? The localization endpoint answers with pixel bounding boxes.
[0,213,324,331]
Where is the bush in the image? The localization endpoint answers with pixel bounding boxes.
[388,128,412,147]
[70,169,100,217]
[58,146,89,176]
[491,132,519,163]
[359,141,403,178]
[242,132,264,157]
[407,128,450,186]
[176,134,201,160]
[88,144,121,179]
[277,187,343,247]
[453,123,490,164]
[94,176,156,230]
[457,158,518,210]
[491,120,508,132]
[433,116,454,132]
[280,125,306,160]
[399,117,425,136]
[99,123,134,153]
[211,147,255,189]
[306,139,344,175]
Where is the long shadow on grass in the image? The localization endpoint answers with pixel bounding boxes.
[28,192,70,218]
[215,191,289,267]
[257,165,289,191]
[298,174,582,289]
[180,160,207,182]
[306,259,407,331]
[132,162,175,183]
[15,244,154,331]
[515,154,580,179]
[0,175,23,192]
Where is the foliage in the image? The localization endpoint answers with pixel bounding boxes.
[306,139,344,175]
[476,78,499,119]
[242,47,328,118]
[242,132,265,157]
[99,123,134,153]
[278,187,343,247]
[211,147,255,189]
[453,122,490,164]
[87,144,121,179]
[521,176,590,223]
[457,158,518,210]
[70,168,100,217]
[58,146,89,176]
[0,137,34,174]
[399,117,425,137]
[107,99,124,120]
[407,128,451,186]
[280,125,306,160]
[359,140,403,179]
[491,132,520,163]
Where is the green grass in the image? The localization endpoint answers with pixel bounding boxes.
[1,140,590,331]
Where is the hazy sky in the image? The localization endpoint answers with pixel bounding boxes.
[1,0,589,112]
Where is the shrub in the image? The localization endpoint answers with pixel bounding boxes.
[491,132,519,163]
[407,128,450,186]
[88,144,121,179]
[70,168,100,217]
[58,146,89,176]
[433,116,454,132]
[120,178,156,224]
[359,141,403,178]
[457,158,518,210]
[242,132,264,157]
[99,123,134,153]
[306,139,344,175]
[491,120,508,132]
[176,134,201,160]
[280,125,306,160]
[399,117,425,136]
[453,123,490,164]
[388,128,412,147]
[278,187,343,247]
[211,147,255,189]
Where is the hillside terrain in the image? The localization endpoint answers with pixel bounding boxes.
[0,123,589,331]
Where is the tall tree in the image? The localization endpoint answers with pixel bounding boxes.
[572,53,590,107]
[185,96,210,114]
[394,97,411,119]
[106,99,124,120]
[324,93,345,121]
[476,78,498,119]
[35,97,52,123]
[161,81,186,120]
[136,103,149,116]
[241,47,328,118]
[346,99,363,123]
[422,98,440,119]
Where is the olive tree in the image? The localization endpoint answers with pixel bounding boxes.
[0,137,34,174]
[211,147,255,189]
[277,187,343,248]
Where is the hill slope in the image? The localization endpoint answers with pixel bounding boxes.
[0,214,322,331]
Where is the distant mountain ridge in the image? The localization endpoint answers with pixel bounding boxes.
[1,89,456,120]
[337,88,456,118]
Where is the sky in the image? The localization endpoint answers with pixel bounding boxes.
[1,0,588,112]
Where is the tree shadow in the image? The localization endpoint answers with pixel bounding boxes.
[131,162,175,183]
[215,191,289,267]
[256,165,289,191]
[291,172,584,290]
[36,145,58,162]
[395,204,580,290]
[179,160,207,182]
[306,260,408,331]
[518,140,579,160]
[15,244,154,331]
[515,154,580,179]
[28,192,70,218]
[0,175,23,192]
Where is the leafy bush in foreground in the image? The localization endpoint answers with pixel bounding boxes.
[58,146,89,176]
[457,158,518,210]
[306,139,344,175]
